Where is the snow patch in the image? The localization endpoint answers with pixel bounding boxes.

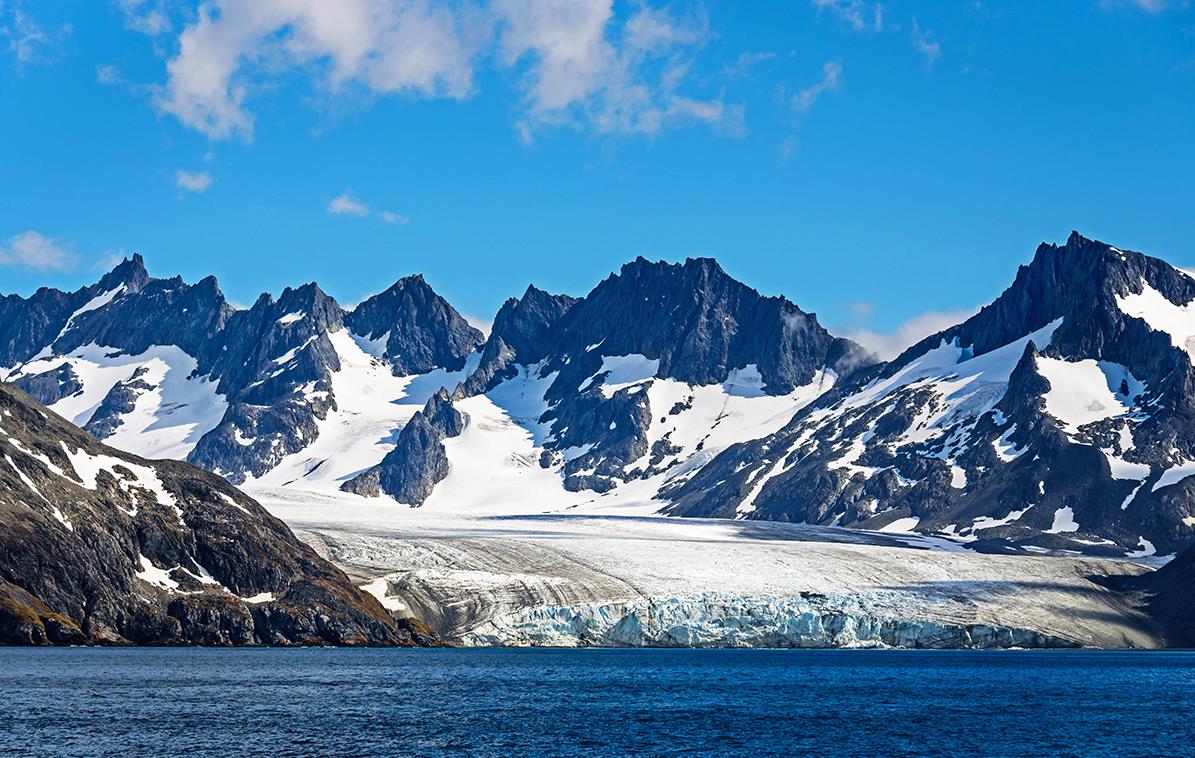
[59,443,180,521]
[1116,280,1195,363]
[1125,538,1156,559]
[1152,459,1195,492]
[1047,506,1080,534]
[360,578,406,612]
[578,354,660,397]
[1037,358,1141,437]
[135,554,181,592]
[879,517,921,533]
[273,336,315,365]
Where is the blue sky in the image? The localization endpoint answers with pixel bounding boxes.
[1,0,1193,356]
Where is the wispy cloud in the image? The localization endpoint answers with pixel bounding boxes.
[811,0,883,33]
[501,2,735,139]
[378,210,409,225]
[1,1,71,68]
[175,169,213,193]
[116,0,173,36]
[328,193,370,217]
[1099,0,1172,13]
[463,314,493,338]
[778,60,843,161]
[93,249,131,272]
[328,192,410,224]
[843,307,978,360]
[96,64,124,85]
[722,51,777,80]
[141,0,737,143]
[0,230,78,272]
[911,19,941,67]
[791,61,843,113]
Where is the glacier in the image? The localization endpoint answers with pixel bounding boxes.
[255,487,1162,649]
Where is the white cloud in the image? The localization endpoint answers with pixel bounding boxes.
[175,169,213,192]
[811,0,883,33]
[1,2,70,66]
[844,307,978,361]
[145,0,734,142]
[501,2,733,139]
[0,230,77,272]
[847,302,873,318]
[378,210,409,225]
[326,193,408,223]
[328,192,369,217]
[156,0,482,140]
[778,136,797,161]
[911,19,940,66]
[791,61,842,113]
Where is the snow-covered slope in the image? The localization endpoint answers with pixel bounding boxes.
[3,343,226,460]
[247,329,477,492]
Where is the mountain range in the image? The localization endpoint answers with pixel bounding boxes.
[4,233,1195,567]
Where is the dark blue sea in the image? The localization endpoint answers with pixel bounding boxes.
[2,648,1193,757]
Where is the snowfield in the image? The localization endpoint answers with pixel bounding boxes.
[4,343,227,460]
[246,329,477,491]
[251,486,1161,649]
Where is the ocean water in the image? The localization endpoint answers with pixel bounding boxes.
[2,648,1193,757]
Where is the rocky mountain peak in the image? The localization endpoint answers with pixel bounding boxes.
[544,255,866,394]
[889,232,1195,372]
[345,274,483,375]
[491,285,578,361]
[456,285,577,398]
[340,387,463,504]
[272,282,344,332]
[97,253,150,294]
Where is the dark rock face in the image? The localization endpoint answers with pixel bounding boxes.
[664,233,1195,555]
[451,259,870,496]
[188,283,344,482]
[489,285,580,366]
[458,286,578,397]
[0,383,432,646]
[543,257,866,394]
[341,389,463,504]
[345,275,484,375]
[83,367,152,440]
[12,363,82,406]
[1132,545,1195,646]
